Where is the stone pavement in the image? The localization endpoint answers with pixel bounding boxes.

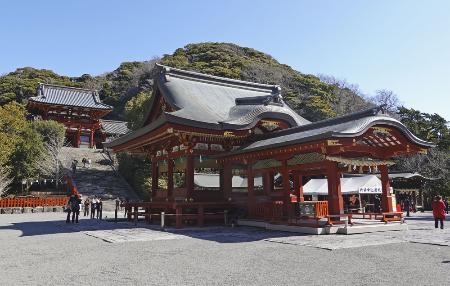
[1,211,450,285]
[26,210,450,250]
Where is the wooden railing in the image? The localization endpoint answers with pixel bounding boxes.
[315,201,329,218]
[0,196,69,208]
[252,201,284,221]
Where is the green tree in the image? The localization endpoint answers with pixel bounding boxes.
[124,91,152,130]
[398,107,449,150]
[395,107,450,197]
[32,120,66,146]
[9,125,44,184]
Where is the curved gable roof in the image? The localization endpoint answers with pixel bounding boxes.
[229,107,435,155]
[144,64,310,129]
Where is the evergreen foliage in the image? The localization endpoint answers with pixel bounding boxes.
[116,152,151,200]
[0,67,80,105]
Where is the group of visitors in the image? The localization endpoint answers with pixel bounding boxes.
[65,195,103,223]
[70,157,92,174]
[81,157,91,168]
[396,192,417,215]
[65,194,82,223]
[82,196,103,219]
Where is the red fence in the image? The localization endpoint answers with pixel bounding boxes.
[315,201,329,218]
[252,201,284,221]
[0,175,77,209]
[0,196,69,208]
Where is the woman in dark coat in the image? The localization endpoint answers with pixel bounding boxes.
[432,195,446,229]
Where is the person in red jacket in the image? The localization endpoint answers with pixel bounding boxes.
[431,195,446,229]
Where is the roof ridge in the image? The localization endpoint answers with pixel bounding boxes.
[39,83,98,93]
[155,63,281,93]
[100,119,128,123]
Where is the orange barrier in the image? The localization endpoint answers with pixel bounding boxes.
[314,201,329,219]
[0,196,69,208]
[64,176,79,196]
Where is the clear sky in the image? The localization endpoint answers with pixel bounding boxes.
[1,0,449,120]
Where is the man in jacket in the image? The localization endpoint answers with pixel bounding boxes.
[67,194,81,223]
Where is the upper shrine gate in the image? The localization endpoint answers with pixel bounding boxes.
[28,84,128,148]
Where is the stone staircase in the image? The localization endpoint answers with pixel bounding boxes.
[62,147,139,211]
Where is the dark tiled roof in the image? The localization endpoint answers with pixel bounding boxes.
[101,120,130,136]
[29,84,112,110]
[145,64,310,128]
[106,65,310,148]
[228,107,434,155]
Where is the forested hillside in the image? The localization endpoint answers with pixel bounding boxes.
[0,43,370,123]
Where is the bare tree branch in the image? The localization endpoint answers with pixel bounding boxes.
[36,136,72,188]
[0,165,13,196]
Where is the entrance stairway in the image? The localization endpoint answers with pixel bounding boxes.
[62,147,139,211]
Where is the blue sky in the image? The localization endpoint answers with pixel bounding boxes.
[1,0,449,120]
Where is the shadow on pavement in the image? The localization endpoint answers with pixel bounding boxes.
[0,218,127,237]
[0,218,298,243]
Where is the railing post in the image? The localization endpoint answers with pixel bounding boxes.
[161,212,165,229]
[198,205,204,227]
[176,206,182,228]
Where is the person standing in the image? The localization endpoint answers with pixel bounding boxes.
[87,158,92,169]
[444,198,449,215]
[65,201,72,223]
[82,158,87,168]
[83,198,90,217]
[96,198,103,220]
[404,196,411,217]
[91,197,97,219]
[68,194,81,223]
[71,160,77,175]
[431,195,446,229]
[115,197,120,212]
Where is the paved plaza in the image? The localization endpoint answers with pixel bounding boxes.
[0,211,449,286]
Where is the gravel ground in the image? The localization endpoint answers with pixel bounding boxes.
[0,212,449,286]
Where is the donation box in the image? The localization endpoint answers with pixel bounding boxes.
[298,201,316,216]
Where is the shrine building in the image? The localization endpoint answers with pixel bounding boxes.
[105,64,433,227]
[28,84,128,148]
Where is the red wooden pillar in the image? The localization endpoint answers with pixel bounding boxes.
[247,162,255,217]
[151,159,158,199]
[281,161,291,216]
[185,154,194,200]
[326,161,344,215]
[263,172,272,196]
[221,161,232,200]
[89,128,94,148]
[380,165,393,212]
[293,171,304,202]
[167,158,174,201]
